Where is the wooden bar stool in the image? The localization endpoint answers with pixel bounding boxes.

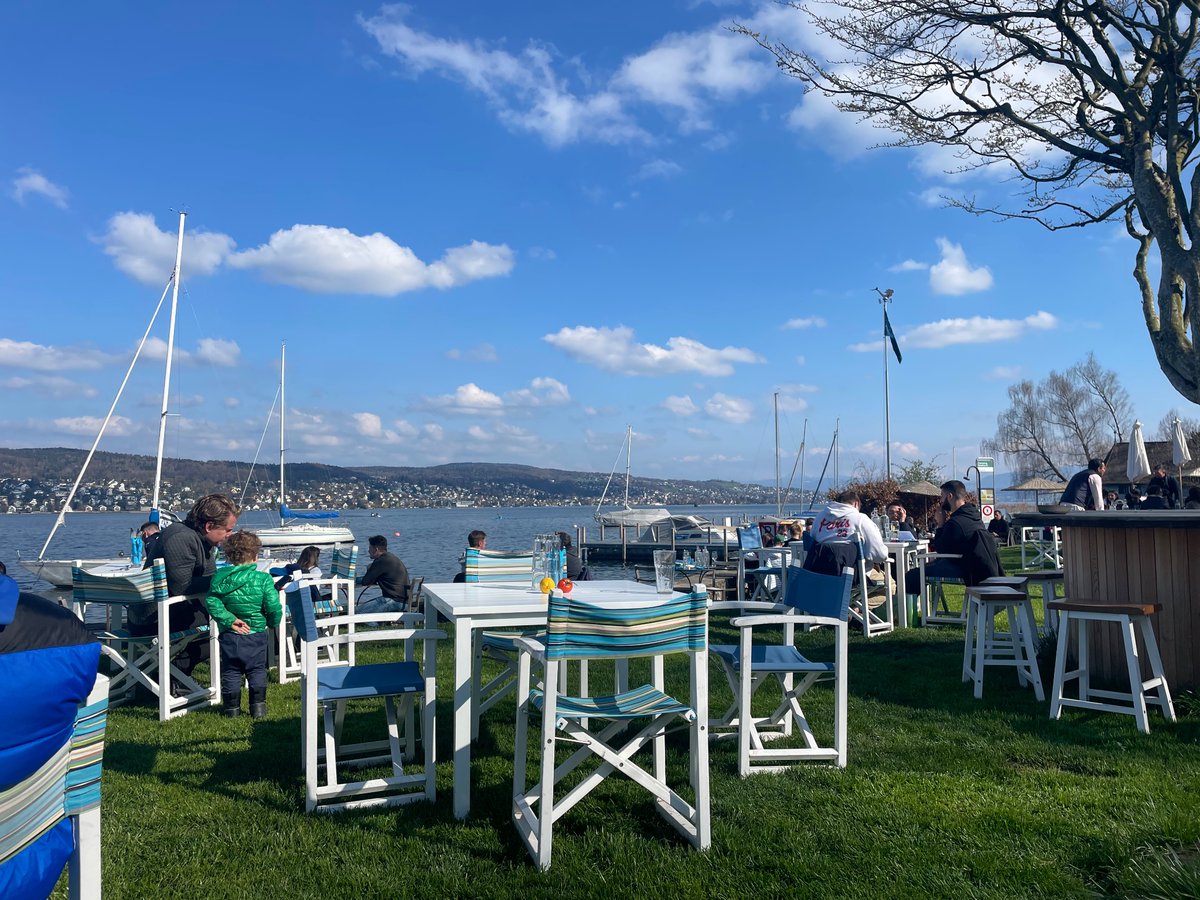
[962,585,1044,701]
[1047,601,1176,734]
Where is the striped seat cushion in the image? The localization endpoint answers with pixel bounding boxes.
[312,598,344,616]
[480,628,543,652]
[531,682,694,721]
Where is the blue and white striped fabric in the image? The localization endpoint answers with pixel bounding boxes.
[544,589,707,661]
[71,561,168,607]
[329,546,357,580]
[465,548,534,584]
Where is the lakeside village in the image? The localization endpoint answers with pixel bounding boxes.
[0,473,779,514]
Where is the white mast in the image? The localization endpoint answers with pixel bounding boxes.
[279,341,286,520]
[151,211,186,515]
[774,392,781,515]
[624,424,632,508]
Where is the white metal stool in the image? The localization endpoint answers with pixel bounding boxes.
[1047,601,1176,734]
[962,585,1044,701]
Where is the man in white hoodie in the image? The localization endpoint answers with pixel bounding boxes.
[806,489,890,571]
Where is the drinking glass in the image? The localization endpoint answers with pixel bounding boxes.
[653,549,676,594]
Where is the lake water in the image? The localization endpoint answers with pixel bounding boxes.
[0,503,779,594]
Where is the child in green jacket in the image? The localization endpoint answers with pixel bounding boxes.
[205,530,281,718]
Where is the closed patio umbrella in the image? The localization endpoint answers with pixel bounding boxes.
[1128,420,1151,484]
[1172,418,1193,469]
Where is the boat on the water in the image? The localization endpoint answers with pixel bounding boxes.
[247,342,353,549]
[20,212,192,589]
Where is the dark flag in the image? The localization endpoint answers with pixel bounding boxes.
[884,310,902,364]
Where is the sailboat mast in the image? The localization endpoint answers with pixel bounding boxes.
[151,211,186,515]
[774,392,781,515]
[624,424,632,508]
[279,341,286,516]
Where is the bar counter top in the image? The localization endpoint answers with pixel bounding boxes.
[1012,509,1200,530]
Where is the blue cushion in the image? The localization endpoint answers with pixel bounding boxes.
[316,661,424,702]
[710,643,833,675]
[0,820,75,900]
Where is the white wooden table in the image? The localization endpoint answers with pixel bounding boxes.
[423,578,660,819]
[883,538,928,629]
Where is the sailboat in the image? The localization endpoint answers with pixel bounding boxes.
[20,212,191,588]
[250,341,354,549]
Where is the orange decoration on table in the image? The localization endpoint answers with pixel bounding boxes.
[557,578,574,594]
[539,576,556,595]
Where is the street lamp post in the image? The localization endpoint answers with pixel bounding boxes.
[963,465,982,506]
[874,288,894,480]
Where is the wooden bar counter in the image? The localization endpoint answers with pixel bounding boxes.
[1012,510,1200,691]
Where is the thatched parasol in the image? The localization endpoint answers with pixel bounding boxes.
[897,480,941,497]
[1002,477,1068,505]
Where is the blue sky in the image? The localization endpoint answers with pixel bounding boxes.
[1,2,1191,484]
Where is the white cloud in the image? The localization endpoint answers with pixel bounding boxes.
[616,29,771,131]
[0,338,117,371]
[782,316,826,330]
[446,342,499,362]
[776,383,818,413]
[705,392,753,424]
[228,225,513,295]
[929,238,993,295]
[99,212,236,286]
[889,259,928,272]
[301,434,342,447]
[849,311,1057,352]
[353,412,384,437]
[505,377,571,407]
[795,355,806,366]
[850,440,921,457]
[528,246,557,261]
[223,397,241,408]
[985,365,1023,381]
[426,383,506,415]
[360,8,769,146]
[636,159,683,180]
[662,395,699,416]
[543,325,764,376]
[11,167,69,208]
[359,9,646,147]
[53,415,136,437]
[0,374,96,399]
[140,337,241,368]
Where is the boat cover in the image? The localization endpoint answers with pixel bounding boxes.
[280,503,339,520]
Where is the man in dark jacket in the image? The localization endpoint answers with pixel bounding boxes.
[356,534,410,615]
[905,480,1003,595]
[1147,463,1181,509]
[139,493,240,679]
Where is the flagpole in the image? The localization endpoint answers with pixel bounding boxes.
[875,288,894,479]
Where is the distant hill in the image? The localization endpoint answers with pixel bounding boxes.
[0,448,770,503]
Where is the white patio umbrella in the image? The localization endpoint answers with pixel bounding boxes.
[1172,418,1193,468]
[1128,420,1152,483]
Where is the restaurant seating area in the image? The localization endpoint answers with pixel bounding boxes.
[5,535,1197,896]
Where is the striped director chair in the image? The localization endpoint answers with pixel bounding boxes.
[467,548,538,738]
[512,588,710,871]
[71,560,219,721]
[288,590,444,813]
[277,546,358,684]
[1,577,110,900]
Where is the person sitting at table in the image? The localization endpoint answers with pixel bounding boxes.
[452,530,488,583]
[1125,486,1142,509]
[355,535,409,615]
[802,490,889,576]
[1139,484,1170,510]
[987,509,1010,544]
[1148,463,1181,508]
[1185,486,1200,509]
[904,480,1003,598]
[273,545,323,603]
[885,502,924,538]
[556,531,590,581]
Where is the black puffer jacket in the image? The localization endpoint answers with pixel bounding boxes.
[932,504,1003,586]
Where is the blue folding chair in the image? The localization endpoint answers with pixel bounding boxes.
[711,565,853,775]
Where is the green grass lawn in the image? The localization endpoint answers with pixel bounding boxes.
[64,548,1200,899]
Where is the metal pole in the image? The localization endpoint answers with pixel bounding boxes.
[152,211,186,515]
[875,288,894,480]
[774,392,781,515]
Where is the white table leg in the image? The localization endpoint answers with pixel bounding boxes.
[452,616,475,819]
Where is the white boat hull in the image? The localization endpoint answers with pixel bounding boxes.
[251,524,355,548]
[19,557,128,589]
